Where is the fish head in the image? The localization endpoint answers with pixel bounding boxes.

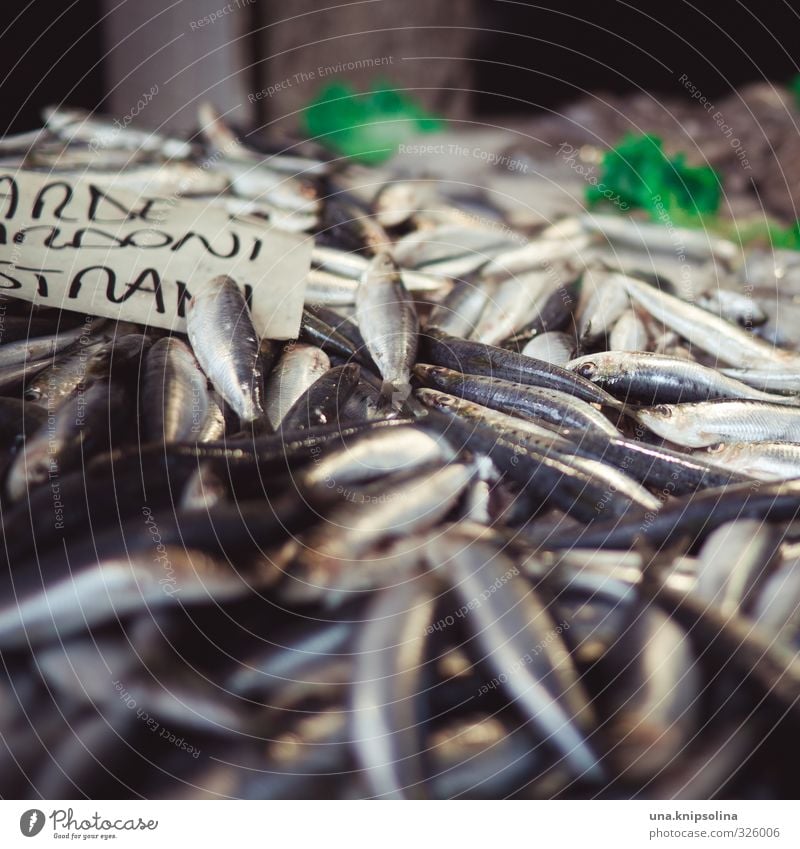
[635,405,675,438]
[412,363,453,388]
[571,358,599,380]
[415,387,459,412]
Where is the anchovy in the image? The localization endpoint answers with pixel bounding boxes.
[699,441,800,481]
[579,213,738,264]
[599,604,701,781]
[0,320,102,369]
[143,338,209,443]
[481,231,590,277]
[373,179,435,228]
[608,308,649,351]
[697,288,767,328]
[7,381,129,500]
[752,558,800,644]
[694,520,783,615]
[427,279,492,338]
[299,308,367,366]
[413,363,621,438]
[280,363,360,431]
[431,530,604,780]
[577,269,631,342]
[356,252,418,401]
[637,399,800,447]
[24,340,110,410]
[621,274,800,370]
[419,402,643,521]
[393,225,515,278]
[302,423,454,491]
[569,350,800,405]
[305,267,359,306]
[264,344,330,428]
[522,331,576,366]
[421,329,622,408]
[471,269,551,344]
[536,479,800,551]
[351,579,436,798]
[186,276,265,422]
[0,547,271,648]
[642,570,800,724]
[288,463,475,603]
[719,367,800,394]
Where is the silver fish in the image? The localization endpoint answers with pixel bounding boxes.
[522,331,576,366]
[0,320,101,369]
[144,338,209,443]
[471,269,551,345]
[752,557,800,643]
[289,463,475,603]
[373,180,435,228]
[431,528,604,781]
[568,350,800,405]
[427,279,492,338]
[351,579,436,798]
[356,252,418,400]
[264,344,330,428]
[302,425,454,491]
[601,605,701,781]
[305,268,359,306]
[637,400,800,448]
[701,441,800,481]
[186,276,264,422]
[719,367,800,394]
[481,231,590,277]
[577,269,631,342]
[621,274,800,370]
[695,520,783,616]
[608,308,649,351]
[579,213,738,264]
[0,548,264,648]
[697,288,767,328]
[393,225,515,278]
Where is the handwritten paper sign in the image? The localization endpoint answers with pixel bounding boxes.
[0,170,311,339]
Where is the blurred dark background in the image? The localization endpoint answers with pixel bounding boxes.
[2,0,800,134]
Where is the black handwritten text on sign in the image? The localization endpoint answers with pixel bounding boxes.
[0,171,311,338]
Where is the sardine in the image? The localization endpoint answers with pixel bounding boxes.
[288,463,475,603]
[351,579,436,798]
[522,331,576,366]
[356,252,418,401]
[264,344,330,428]
[143,337,210,443]
[186,276,265,422]
[637,400,800,448]
[569,351,800,405]
[431,530,604,781]
[621,274,800,370]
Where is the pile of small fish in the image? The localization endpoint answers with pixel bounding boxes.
[3,105,800,800]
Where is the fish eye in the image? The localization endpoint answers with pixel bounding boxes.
[576,361,597,378]
[655,404,672,417]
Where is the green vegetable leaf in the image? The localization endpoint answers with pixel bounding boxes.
[302,80,443,164]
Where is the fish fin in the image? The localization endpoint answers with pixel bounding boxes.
[378,380,414,411]
[377,380,397,412]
